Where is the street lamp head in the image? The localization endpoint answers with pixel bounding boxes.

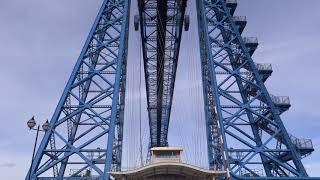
[27,116,36,129]
[42,120,50,132]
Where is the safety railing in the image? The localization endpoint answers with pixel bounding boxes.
[119,161,212,172]
[290,135,313,149]
[243,37,258,45]
[227,0,237,5]
[240,169,264,177]
[270,94,290,106]
[228,151,244,163]
[38,178,100,180]
[255,63,272,72]
[233,16,247,23]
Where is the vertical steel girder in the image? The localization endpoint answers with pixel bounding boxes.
[197,0,309,178]
[138,0,187,147]
[197,3,225,172]
[26,0,130,179]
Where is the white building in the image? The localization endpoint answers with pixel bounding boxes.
[110,147,227,180]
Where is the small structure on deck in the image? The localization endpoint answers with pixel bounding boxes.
[110,147,227,180]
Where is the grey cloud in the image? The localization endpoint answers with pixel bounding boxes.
[0,162,16,168]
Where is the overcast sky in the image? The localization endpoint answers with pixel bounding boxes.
[0,0,319,179]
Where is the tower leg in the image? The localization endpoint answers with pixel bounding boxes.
[26,0,131,179]
[197,0,308,178]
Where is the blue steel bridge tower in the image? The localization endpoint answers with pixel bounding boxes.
[26,0,315,179]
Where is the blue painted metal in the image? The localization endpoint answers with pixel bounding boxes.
[25,0,317,179]
[196,0,313,178]
[138,0,187,147]
[26,0,130,179]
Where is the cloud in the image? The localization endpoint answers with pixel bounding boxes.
[0,162,16,168]
[0,153,30,179]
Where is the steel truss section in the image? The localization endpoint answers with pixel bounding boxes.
[138,0,187,147]
[26,0,130,179]
[197,0,311,178]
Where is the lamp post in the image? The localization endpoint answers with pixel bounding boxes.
[26,116,49,180]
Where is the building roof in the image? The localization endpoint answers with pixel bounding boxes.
[150,146,183,151]
[110,162,227,180]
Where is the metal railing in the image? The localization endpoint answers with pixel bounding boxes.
[270,94,290,106]
[290,135,313,149]
[38,178,100,180]
[233,16,247,22]
[243,37,258,45]
[119,161,212,172]
[255,63,272,71]
[227,0,237,4]
[240,169,264,177]
[229,151,244,162]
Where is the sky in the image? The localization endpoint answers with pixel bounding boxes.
[0,0,320,179]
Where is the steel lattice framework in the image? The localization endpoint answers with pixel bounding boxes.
[197,0,313,178]
[26,0,316,179]
[26,0,130,179]
[138,0,187,147]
